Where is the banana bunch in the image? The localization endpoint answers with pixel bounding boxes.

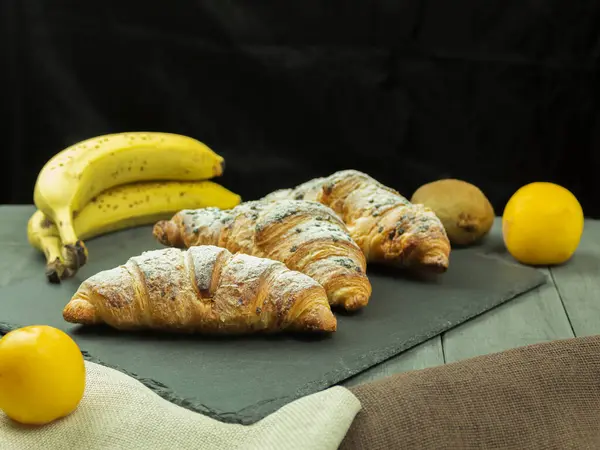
[29,132,241,283]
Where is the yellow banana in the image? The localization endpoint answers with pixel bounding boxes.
[33,132,225,267]
[28,180,241,282]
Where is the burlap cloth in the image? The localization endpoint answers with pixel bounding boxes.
[2,335,600,449]
[342,335,600,450]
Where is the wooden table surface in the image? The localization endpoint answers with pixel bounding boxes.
[1,205,597,386]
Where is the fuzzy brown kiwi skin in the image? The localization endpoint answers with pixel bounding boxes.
[411,179,495,247]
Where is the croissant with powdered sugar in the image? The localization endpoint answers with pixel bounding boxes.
[152,199,371,311]
[63,246,336,334]
[263,170,451,272]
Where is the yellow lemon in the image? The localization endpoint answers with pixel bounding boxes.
[502,182,584,265]
[0,325,86,425]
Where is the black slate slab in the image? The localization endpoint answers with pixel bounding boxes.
[0,226,546,424]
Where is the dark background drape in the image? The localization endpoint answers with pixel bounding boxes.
[2,1,600,216]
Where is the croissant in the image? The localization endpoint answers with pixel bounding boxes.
[263,170,451,272]
[63,246,337,334]
[153,200,371,311]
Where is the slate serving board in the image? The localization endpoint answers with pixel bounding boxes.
[0,226,546,424]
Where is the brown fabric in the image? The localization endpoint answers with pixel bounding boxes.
[342,336,600,450]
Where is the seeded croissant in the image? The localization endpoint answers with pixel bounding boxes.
[263,170,451,272]
[63,246,337,334]
[153,200,371,311]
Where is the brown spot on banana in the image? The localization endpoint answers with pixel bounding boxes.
[41,217,53,229]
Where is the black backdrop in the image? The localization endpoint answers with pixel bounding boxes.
[3,1,600,216]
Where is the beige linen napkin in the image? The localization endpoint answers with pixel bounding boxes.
[0,361,361,450]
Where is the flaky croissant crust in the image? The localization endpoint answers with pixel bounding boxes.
[63,246,337,334]
[153,199,372,311]
[263,170,451,272]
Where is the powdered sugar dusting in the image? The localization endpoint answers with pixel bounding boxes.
[260,199,345,229]
[130,248,183,282]
[188,245,229,292]
[174,199,355,252]
[255,257,325,321]
[180,208,230,245]
[263,188,293,201]
[291,221,354,245]
[229,253,280,281]
[86,264,130,287]
[266,177,325,202]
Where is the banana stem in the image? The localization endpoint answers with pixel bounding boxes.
[54,208,88,269]
[45,258,75,283]
[40,236,75,283]
[63,245,87,272]
[28,211,79,283]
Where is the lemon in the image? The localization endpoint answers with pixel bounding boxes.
[0,325,86,425]
[502,182,584,265]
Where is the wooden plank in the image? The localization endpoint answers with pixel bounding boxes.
[443,219,574,363]
[342,337,444,387]
[550,220,600,337]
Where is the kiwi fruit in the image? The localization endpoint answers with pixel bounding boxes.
[411,179,495,246]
